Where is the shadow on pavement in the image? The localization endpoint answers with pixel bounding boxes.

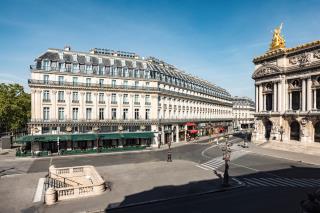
[105,166,320,213]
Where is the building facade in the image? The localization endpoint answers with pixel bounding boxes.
[27,46,233,151]
[252,24,320,146]
[232,96,255,130]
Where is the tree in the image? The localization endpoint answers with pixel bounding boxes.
[0,83,31,134]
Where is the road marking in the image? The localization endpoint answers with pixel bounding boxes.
[195,165,209,170]
[33,178,45,203]
[240,177,320,188]
[229,162,260,172]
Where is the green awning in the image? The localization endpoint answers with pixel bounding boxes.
[71,134,97,141]
[99,132,154,140]
[16,132,154,143]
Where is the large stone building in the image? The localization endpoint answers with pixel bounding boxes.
[232,96,255,130]
[25,46,233,152]
[252,24,320,147]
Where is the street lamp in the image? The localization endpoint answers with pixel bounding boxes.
[221,136,232,187]
[279,126,284,142]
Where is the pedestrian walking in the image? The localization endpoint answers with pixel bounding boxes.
[167,149,172,162]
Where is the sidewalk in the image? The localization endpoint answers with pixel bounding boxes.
[27,160,237,213]
[248,142,320,166]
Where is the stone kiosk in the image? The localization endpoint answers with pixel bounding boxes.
[252,23,320,149]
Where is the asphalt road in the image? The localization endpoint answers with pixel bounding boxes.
[25,137,320,213]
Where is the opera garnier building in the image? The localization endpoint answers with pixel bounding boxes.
[252,24,320,147]
[19,46,233,153]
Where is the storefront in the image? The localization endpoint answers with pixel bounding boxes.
[16,132,154,153]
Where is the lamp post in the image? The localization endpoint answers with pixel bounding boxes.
[221,136,231,187]
[279,126,284,142]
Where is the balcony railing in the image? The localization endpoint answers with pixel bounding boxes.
[145,102,151,105]
[72,100,79,103]
[86,101,93,104]
[98,101,105,104]
[123,101,129,105]
[28,79,158,92]
[134,102,140,105]
[43,99,51,102]
[111,101,117,104]
[58,100,65,103]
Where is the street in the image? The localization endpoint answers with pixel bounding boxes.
[1,137,320,213]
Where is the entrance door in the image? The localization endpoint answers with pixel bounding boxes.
[290,121,300,141]
[264,120,272,140]
[314,122,320,142]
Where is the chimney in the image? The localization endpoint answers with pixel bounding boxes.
[64,45,71,51]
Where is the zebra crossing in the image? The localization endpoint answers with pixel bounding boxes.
[196,150,250,171]
[240,177,320,188]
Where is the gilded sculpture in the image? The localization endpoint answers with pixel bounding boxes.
[269,23,286,51]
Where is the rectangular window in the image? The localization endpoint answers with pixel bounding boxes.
[72,92,78,102]
[43,107,50,121]
[72,108,78,120]
[86,108,92,120]
[145,109,150,120]
[123,108,128,120]
[134,94,139,105]
[111,93,117,104]
[58,107,64,120]
[134,109,139,120]
[86,92,92,103]
[123,94,129,104]
[134,81,139,88]
[43,75,49,84]
[72,64,78,73]
[145,95,151,105]
[99,79,104,88]
[58,91,64,102]
[58,76,64,85]
[43,90,50,101]
[111,80,116,88]
[124,80,128,88]
[99,93,104,103]
[86,78,91,87]
[72,77,78,86]
[99,108,104,120]
[111,108,117,120]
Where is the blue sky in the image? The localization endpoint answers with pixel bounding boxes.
[1,0,320,99]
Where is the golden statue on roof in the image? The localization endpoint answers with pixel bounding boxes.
[269,23,286,51]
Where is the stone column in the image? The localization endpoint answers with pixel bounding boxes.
[313,89,317,109]
[263,94,266,111]
[285,80,289,111]
[52,90,57,120]
[259,84,263,112]
[289,92,292,110]
[255,85,259,112]
[302,79,306,111]
[273,82,277,112]
[278,79,283,112]
[175,124,179,143]
[307,77,312,111]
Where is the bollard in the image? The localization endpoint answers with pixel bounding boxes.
[45,187,57,205]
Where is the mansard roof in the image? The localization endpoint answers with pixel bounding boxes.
[36,48,231,96]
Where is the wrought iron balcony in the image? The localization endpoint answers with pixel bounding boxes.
[43,99,51,102]
[86,101,93,104]
[98,101,105,104]
[58,100,65,103]
[72,100,79,103]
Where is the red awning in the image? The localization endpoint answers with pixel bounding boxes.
[185,122,196,126]
[189,130,198,134]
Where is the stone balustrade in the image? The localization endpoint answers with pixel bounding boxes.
[46,165,105,205]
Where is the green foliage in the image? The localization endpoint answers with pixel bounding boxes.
[0,83,30,133]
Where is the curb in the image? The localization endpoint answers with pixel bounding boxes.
[98,180,245,212]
